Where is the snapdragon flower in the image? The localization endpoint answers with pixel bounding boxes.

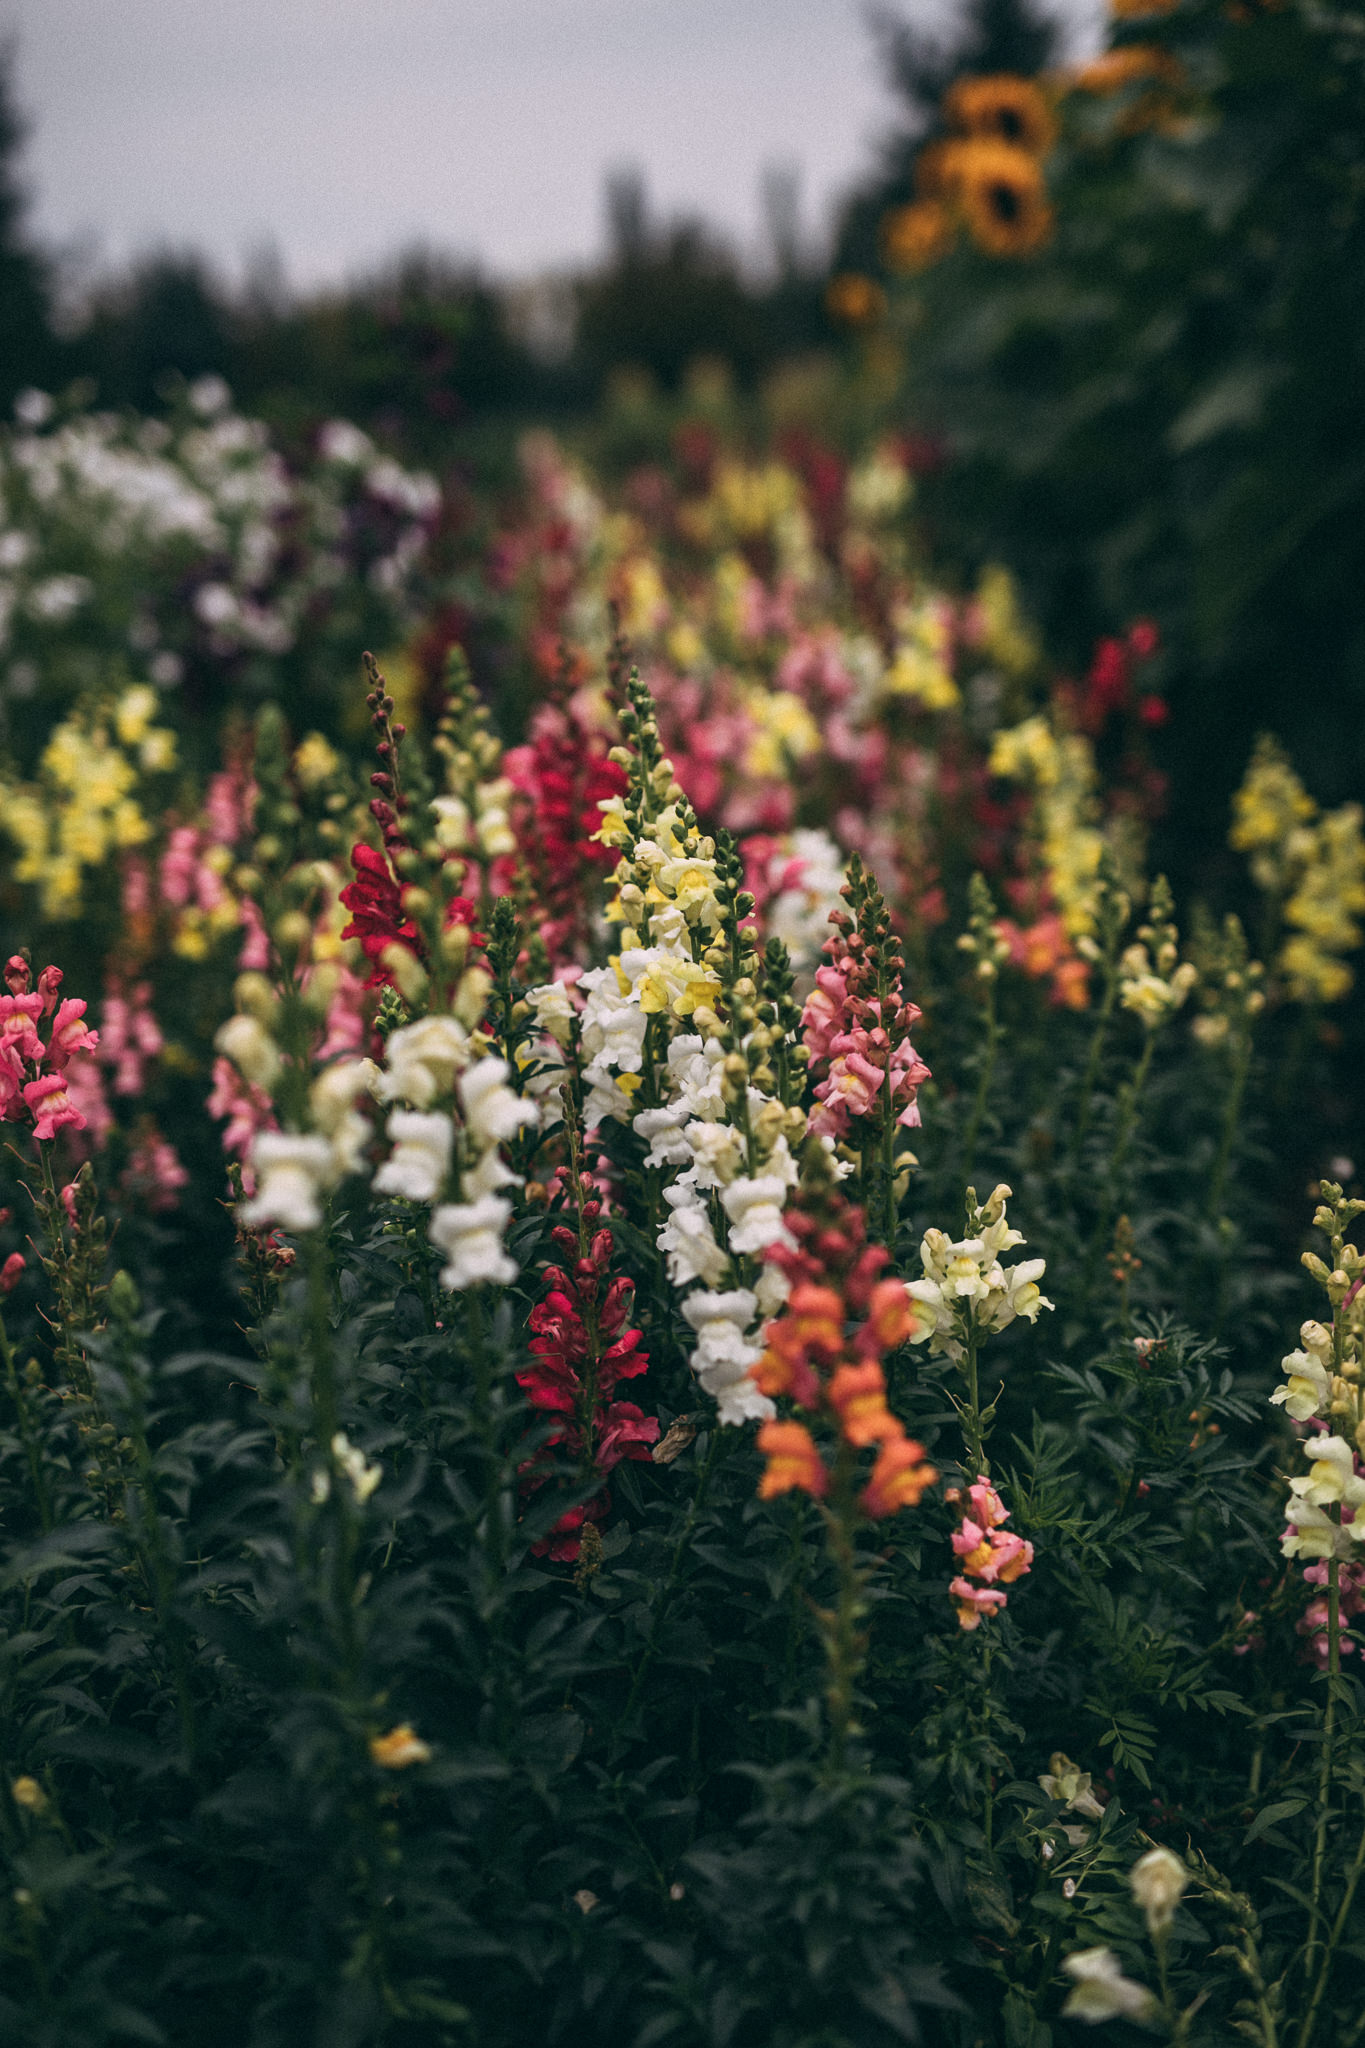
[905,1185,1053,1365]
[1060,1949,1155,2025]
[373,1111,453,1203]
[1269,1320,1335,1420]
[429,1194,518,1290]
[377,1014,472,1108]
[240,1133,335,1232]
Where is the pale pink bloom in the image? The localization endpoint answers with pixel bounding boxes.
[46,998,100,1069]
[122,1130,190,1212]
[159,826,200,908]
[62,1054,113,1148]
[208,1055,277,1160]
[315,963,371,1062]
[237,897,271,971]
[23,1073,86,1142]
[0,994,44,1065]
[950,1579,1008,1630]
[121,857,152,918]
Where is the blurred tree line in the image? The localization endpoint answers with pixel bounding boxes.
[0,50,833,458]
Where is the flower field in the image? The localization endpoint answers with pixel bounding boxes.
[1,322,1364,2045]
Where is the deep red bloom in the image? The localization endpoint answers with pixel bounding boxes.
[340,843,421,981]
[519,1166,659,1560]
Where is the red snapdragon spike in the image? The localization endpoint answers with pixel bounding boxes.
[505,701,628,963]
[340,843,423,979]
[519,1171,659,1560]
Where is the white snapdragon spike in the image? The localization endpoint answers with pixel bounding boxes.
[1269,1321,1335,1419]
[906,1186,1053,1364]
[331,1431,381,1505]
[241,1133,335,1232]
[429,1194,518,1290]
[722,1169,798,1257]
[215,1013,281,1090]
[458,1056,538,1150]
[1119,958,1197,1028]
[310,1057,380,1179]
[373,1110,453,1203]
[578,963,650,1122]
[659,1185,730,1288]
[1060,1949,1155,2025]
[681,1289,774,1424]
[525,979,577,1049]
[1288,1435,1365,1509]
[376,1015,472,1108]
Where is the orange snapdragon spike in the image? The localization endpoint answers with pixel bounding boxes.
[857,1278,917,1355]
[860,1436,938,1517]
[784,1283,847,1359]
[826,1360,902,1447]
[757,1419,830,1499]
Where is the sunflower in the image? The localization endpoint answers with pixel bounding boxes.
[950,139,1054,257]
[944,73,1058,156]
[881,199,956,273]
[825,273,887,326]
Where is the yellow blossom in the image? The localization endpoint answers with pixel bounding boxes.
[369,1724,432,1769]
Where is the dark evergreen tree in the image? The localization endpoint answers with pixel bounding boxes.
[0,45,57,408]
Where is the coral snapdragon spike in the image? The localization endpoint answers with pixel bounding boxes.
[751,1181,938,1519]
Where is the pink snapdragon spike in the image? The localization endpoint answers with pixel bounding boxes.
[122,1128,190,1213]
[800,878,930,1146]
[0,960,100,1143]
[947,1475,1034,1630]
[100,982,164,1096]
[1298,1558,1365,1668]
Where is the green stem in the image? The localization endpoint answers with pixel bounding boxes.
[963,980,999,1185]
[615,1426,722,1742]
[1208,1027,1252,1222]
[821,1438,866,1778]
[1304,1551,1340,1988]
[1298,1795,1365,2048]
[1070,962,1119,1167]
[0,1307,52,1532]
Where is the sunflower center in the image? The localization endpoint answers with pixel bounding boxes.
[988,182,1023,224]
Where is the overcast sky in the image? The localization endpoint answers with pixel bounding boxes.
[1,0,1098,292]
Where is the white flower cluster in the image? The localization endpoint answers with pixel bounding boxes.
[635,1032,800,1424]
[906,1184,1053,1365]
[1281,1435,1365,1562]
[373,1019,537,1291]
[1,386,438,698]
[761,827,847,972]
[582,788,804,1423]
[238,1055,380,1233]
